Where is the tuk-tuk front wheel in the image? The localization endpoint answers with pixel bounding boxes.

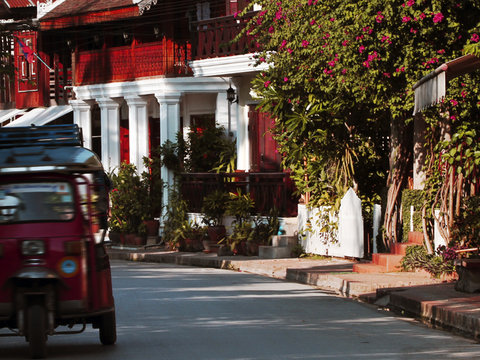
[99,310,116,345]
[27,304,47,359]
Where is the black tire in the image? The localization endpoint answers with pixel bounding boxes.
[27,304,47,359]
[99,310,116,345]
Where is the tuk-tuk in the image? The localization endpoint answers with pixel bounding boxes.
[0,125,116,358]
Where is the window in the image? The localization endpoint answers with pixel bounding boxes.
[17,36,38,92]
[0,182,75,223]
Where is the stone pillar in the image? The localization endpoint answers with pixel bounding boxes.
[125,95,149,174]
[155,92,181,223]
[70,99,92,150]
[97,98,121,172]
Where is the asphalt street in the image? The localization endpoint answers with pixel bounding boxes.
[1,260,480,360]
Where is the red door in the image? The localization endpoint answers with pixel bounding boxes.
[120,120,129,164]
[248,106,281,172]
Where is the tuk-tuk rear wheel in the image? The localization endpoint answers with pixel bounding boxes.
[99,310,116,345]
[27,304,47,359]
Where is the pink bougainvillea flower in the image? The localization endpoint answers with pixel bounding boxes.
[437,49,445,54]
[381,35,390,42]
[410,28,417,34]
[407,0,415,6]
[302,40,309,47]
[328,60,336,67]
[284,77,289,82]
[461,90,467,98]
[376,13,384,23]
[402,16,411,23]
[471,33,480,42]
[234,11,239,18]
[450,99,458,106]
[358,45,365,53]
[363,61,370,68]
[433,12,444,23]
[419,12,426,20]
[280,40,287,49]
[264,80,272,88]
[269,26,275,33]
[275,9,283,20]
[310,19,316,25]
[383,72,391,78]
[450,115,457,120]
[342,40,349,47]
[342,68,347,74]
[287,48,293,54]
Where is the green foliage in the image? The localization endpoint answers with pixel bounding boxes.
[201,190,230,226]
[248,209,280,245]
[141,147,163,219]
[401,189,424,242]
[184,124,237,173]
[162,187,188,245]
[225,190,255,226]
[238,0,480,216]
[109,163,149,235]
[401,245,455,278]
[451,196,480,249]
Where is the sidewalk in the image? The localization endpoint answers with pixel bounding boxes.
[107,246,480,341]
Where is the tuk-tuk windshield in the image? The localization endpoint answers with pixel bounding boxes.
[0,181,75,224]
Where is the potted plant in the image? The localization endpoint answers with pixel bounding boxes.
[225,190,255,255]
[172,220,205,252]
[201,190,229,251]
[109,162,148,245]
[246,209,280,256]
[162,187,189,250]
[141,147,163,237]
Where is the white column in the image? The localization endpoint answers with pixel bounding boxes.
[155,92,181,221]
[231,78,247,170]
[97,98,121,172]
[70,99,92,150]
[216,91,230,133]
[125,95,149,174]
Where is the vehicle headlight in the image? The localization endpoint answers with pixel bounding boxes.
[21,240,45,256]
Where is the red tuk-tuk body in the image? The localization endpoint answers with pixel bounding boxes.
[0,125,116,358]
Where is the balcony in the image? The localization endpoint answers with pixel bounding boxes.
[193,12,258,60]
[75,40,192,86]
[180,172,298,218]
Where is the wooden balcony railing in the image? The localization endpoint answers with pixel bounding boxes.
[180,172,298,217]
[193,12,257,60]
[75,40,192,85]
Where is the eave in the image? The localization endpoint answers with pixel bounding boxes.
[39,6,139,30]
[413,54,480,115]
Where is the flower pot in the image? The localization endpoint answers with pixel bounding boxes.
[207,225,226,243]
[144,220,160,236]
[125,233,146,246]
[108,231,121,244]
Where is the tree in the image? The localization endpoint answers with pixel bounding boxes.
[239,0,480,249]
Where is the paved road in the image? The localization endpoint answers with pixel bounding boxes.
[1,260,480,359]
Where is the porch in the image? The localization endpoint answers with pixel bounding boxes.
[193,12,257,60]
[180,172,298,218]
[74,40,192,86]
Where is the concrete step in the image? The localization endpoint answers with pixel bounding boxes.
[258,246,293,259]
[352,262,388,274]
[272,235,297,248]
[408,231,424,245]
[372,253,404,272]
[393,243,410,255]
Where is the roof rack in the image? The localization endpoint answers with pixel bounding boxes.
[0,124,83,149]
